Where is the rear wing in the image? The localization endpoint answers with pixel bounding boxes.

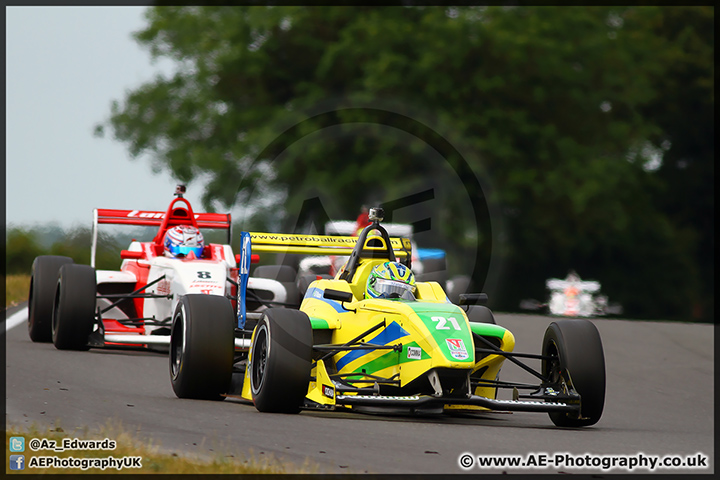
[91,208,232,267]
[246,232,412,257]
[546,278,601,293]
[94,209,231,229]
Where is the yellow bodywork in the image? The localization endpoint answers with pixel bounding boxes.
[241,231,514,409]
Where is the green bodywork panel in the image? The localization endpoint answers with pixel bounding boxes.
[309,317,331,329]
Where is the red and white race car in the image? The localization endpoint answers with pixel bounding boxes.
[519,270,623,318]
[27,185,286,351]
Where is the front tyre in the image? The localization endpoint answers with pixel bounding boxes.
[542,319,606,427]
[170,294,234,400]
[52,264,96,350]
[250,308,312,413]
[28,255,74,342]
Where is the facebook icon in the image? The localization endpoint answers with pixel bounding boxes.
[9,455,25,470]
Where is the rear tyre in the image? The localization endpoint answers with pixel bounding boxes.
[542,319,605,427]
[170,294,235,400]
[52,264,96,350]
[254,265,300,307]
[28,255,74,342]
[253,265,297,283]
[296,274,316,301]
[250,308,312,413]
[297,273,332,300]
[465,305,496,324]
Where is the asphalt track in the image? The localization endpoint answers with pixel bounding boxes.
[4,303,715,474]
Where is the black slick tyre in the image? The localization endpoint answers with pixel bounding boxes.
[170,294,235,400]
[52,264,96,350]
[465,305,496,324]
[297,274,317,300]
[253,265,297,283]
[28,255,74,342]
[250,308,312,413]
[254,265,300,307]
[542,319,606,427]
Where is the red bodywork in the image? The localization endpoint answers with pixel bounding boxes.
[95,196,237,343]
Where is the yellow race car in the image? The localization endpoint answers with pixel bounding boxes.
[169,208,606,427]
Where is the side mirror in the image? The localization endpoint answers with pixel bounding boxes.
[459,293,488,306]
[235,254,260,265]
[324,289,353,303]
[120,250,144,260]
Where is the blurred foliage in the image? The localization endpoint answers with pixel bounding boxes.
[4,223,235,279]
[95,6,713,321]
[5,274,31,307]
[5,226,124,274]
[6,228,44,275]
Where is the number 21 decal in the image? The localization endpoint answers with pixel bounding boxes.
[431,316,461,330]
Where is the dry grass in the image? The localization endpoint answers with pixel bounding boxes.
[5,274,30,308]
[6,421,322,474]
[3,276,339,474]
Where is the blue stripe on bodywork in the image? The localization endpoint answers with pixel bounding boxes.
[417,248,445,260]
[237,231,251,329]
[335,321,409,370]
[305,286,346,313]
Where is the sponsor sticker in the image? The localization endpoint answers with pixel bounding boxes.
[407,346,422,360]
[322,385,335,399]
[156,279,171,295]
[127,210,164,219]
[446,338,469,360]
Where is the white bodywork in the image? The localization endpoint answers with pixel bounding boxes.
[548,290,597,317]
[546,279,601,293]
[324,220,413,238]
[95,241,286,339]
[143,256,230,333]
[545,275,609,317]
[247,277,287,306]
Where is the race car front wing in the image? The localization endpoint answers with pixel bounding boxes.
[333,393,579,413]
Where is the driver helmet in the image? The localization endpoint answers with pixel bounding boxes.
[164,225,204,258]
[366,261,416,300]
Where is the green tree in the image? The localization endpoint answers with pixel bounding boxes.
[6,228,44,274]
[96,6,713,320]
[6,226,123,274]
[631,6,714,319]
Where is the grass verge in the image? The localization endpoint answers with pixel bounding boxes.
[5,274,30,308]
